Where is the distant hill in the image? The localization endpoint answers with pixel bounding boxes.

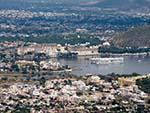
[111,26,150,48]
[81,0,150,10]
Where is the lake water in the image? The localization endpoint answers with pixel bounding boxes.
[56,56,150,75]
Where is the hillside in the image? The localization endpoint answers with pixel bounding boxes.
[82,0,150,10]
[111,26,150,48]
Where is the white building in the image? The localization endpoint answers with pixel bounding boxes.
[67,45,100,56]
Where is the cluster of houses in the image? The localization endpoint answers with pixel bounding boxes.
[0,41,102,74]
[0,74,149,113]
[0,59,71,74]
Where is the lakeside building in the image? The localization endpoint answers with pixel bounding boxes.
[67,44,100,56]
[17,43,64,57]
[17,43,100,58]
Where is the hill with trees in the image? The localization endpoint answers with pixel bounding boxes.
[111,26,150,48]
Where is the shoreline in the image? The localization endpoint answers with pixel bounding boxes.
[100,52,150,56]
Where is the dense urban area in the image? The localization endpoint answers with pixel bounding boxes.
[0,0,150,113]
[0,73,150,113]
[0,5,150,45]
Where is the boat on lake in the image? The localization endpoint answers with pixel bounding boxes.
[90,57,124,64]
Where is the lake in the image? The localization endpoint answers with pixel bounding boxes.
[56,55,150,75]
